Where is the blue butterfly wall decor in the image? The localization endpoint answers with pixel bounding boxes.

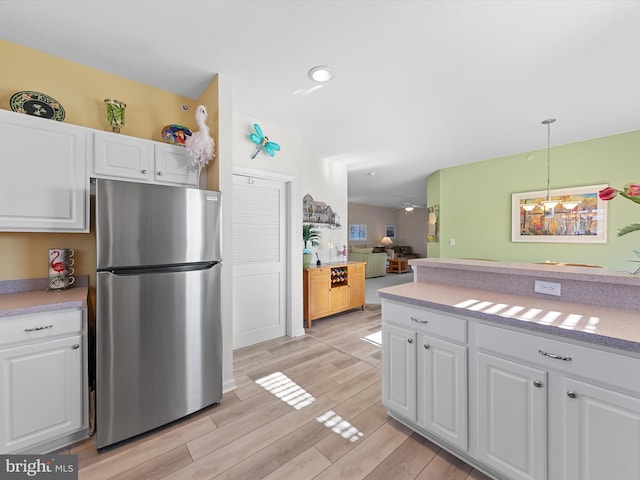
[249,123,280,159]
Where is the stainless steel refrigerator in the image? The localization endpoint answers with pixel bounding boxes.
[95,178,222,449]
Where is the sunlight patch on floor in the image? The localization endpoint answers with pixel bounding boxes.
[316,410,365,443]
[361,330,382,347]
[255,371,315,409]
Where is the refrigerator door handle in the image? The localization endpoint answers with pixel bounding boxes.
[100,261,220,276]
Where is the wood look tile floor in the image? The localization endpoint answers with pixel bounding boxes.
[67,305,492,480]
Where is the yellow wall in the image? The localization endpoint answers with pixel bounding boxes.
[198,75,220,191]
[0,40,219,290]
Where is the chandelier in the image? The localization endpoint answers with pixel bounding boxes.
[521,118,579,217]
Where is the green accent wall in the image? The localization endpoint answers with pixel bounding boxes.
[427,130,640,272]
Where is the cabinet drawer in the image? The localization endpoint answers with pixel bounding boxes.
[307,268,330,278]
[477,323,640,394]
[0,310,83,346]
[383,301,467,344]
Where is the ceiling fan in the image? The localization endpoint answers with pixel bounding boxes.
[402,203,420,213]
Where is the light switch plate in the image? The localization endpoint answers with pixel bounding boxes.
[534,280,561,296]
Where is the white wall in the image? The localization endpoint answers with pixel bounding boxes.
[226,112,347,387]
[217,76,235,392]
[232,113,347,266]
[302,157,348,265]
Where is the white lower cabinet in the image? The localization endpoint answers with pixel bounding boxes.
[476,352,547,480]
[382,324,416,420]
[417,334,467,450]
[563,377,640,480]
[382,301,468,452]
[476,323,640,480]
[382,299,640,480]
[0,310,88,453]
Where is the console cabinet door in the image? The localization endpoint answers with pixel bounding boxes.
[382,324,416,421]
[94,131,153,181]
[476,352,547,480]
[417,334,468,451]
[347,263,365,309]
[0,110,87,232]
[0,335,83,453]
[564,378,640,480]
[330,285,348,311]
[306,269,331,320]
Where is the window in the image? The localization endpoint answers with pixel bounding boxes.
[349,224,367,241]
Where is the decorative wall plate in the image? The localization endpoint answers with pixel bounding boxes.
[9,91,65,121]
[161,124,192,146]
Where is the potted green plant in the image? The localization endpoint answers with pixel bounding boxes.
[303,224,320,268]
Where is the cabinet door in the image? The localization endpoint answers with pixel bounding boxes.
[417,334,467,451]
[382,324,416,420]
[330,285,348,311]
[564,378,640,480]
[94,131,153,181]
[307,270,331,320]
[476,352,547,480]
[347,263,365,309]
[0,110,87,232]
[0,335,83,453]
[154,144,198,186]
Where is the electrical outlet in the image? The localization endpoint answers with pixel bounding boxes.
[534,280,561,296]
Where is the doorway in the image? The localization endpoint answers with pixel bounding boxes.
[232,173,288,348]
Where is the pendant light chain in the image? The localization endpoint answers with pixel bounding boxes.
[543,118,556,201]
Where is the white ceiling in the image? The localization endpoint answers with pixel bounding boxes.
[2,1,639,208]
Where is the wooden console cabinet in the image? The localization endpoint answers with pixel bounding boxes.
[303,261,366,328]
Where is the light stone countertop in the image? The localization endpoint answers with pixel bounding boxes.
[409,257,640,286]
[378,281,640,355]
[0,276,89,318]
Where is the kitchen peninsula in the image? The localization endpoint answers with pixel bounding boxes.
[379,258,640,480]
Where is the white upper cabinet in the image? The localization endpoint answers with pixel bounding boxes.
[93,131,197,187]
[93,131,153,182]
[154,143,198,186]
[0,109,199,233]
[0,109,88,232]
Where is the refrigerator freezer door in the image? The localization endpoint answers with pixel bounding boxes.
[95,265,222,449]
[96,179,221,269]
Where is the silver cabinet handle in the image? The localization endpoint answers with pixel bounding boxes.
[141,169,147,174]
[567,390,577,399]
[407,338,413,344]
[410,316,428,324]
[71,344,80,349]
[424,344,430,349]
[24,324,53,332]
[157,171,163,176]
[538,349,572,362]
[533,380,543,388]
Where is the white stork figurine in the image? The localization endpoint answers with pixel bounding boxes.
[185,105,215,184]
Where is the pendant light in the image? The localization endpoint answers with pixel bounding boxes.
[521,118,581,215]
[541,118,558,218]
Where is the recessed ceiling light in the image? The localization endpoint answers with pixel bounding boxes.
[368,172,376,176]
[308,66,333,83]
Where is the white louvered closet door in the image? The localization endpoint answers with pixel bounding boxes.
[232,174,287,349]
